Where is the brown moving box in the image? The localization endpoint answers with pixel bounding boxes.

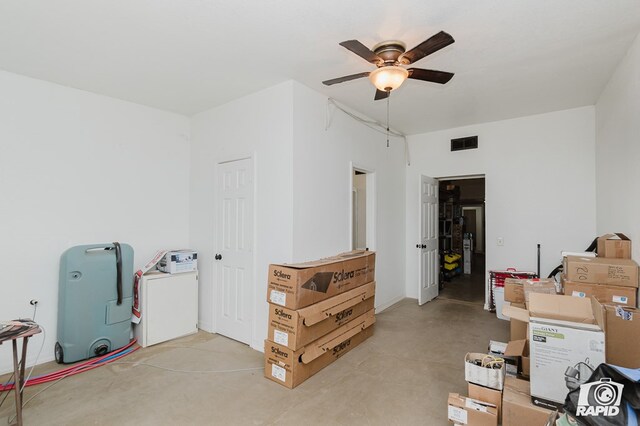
[447,393,497,426]
[528,293,596,324]
[504,339,530,378]
[597,233,631,259]
[562,277,637,307]
[267,281,375,350]
[564,256,638,287]
[593,298,640,368]
[505,302,528,341]
[502,377,554,426]
[264,309,375,388]
[504,278,556,303]
[468,383,502,423]
[267,250,376,309]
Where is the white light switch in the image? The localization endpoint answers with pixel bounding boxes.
[497,237,504,246]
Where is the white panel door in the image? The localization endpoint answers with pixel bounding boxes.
[418,175,439,305]
[215,158,253,344]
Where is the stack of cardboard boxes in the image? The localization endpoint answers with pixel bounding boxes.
[448,233,640,424]
[263,250,376,388]
[562,234,637,307]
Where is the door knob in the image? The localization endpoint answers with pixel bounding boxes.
[421,244,427,249]
[215,254,222,260]
[416,244,420,248]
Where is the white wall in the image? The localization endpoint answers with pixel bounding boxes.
[292,83,407,312]
[595,34,640,265]
[405,107,597,306]
[189,82,295,351]
[0,71,190,373]
[190,81,407,351]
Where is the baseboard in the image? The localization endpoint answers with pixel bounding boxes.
[250,341,264,353]
[0,354,56,376]
[198,321,213,333]
[375,294,406,314]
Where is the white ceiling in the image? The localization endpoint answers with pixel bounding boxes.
[1,1,639,134]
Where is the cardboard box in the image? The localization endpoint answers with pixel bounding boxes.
[502,377,554,426]
[528,294,606,409]
[597,233,631,259]
[468,383,502,423]
[593,298,640,368]
[464,353,506,391]
[505,303,528,341]
[504,279,525,303]
[264,309,375,389]
[504,339,530,378]
[157,250,197,274]
[504,278,557,304]
[563,256,638,287]
[267,281,375,350]
[528,293,596,324]
[267,250,376,309]
[562,277,636,307]
[488,341,517,376]
[447,393,497,426]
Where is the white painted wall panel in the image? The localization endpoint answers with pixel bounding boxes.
[405,107,597,306]
[595,34,640,266]
[0,70,190,373]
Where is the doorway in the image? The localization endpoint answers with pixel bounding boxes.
[350,164,376,251]
[437,176,486,304]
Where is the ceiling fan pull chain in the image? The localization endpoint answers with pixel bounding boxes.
[386,91,390,147]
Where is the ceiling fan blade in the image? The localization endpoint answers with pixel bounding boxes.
[408,68,454,84]
[402,31,455,64]
[322,72,370,86]
[374,89,389,101]
[339,40,383,65]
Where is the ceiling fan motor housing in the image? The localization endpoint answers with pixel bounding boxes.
[372,41,407,66]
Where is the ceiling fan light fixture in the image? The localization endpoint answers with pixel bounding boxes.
[369,66,409,92]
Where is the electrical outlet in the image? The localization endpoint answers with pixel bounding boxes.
[497,237,504,246]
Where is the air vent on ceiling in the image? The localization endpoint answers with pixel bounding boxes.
[451,136,478,152]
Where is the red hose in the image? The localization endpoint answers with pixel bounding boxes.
[0,340,139,391]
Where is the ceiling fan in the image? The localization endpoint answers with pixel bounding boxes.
[322,31,455,100]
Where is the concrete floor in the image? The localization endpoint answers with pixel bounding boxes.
[0,298,508,425]
[439,254,486,304]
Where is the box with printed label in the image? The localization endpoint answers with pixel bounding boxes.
[593,298,640,368]
[447,393,498,426]
[562,276,636,307]
[502,377,554,426]
[267,250,376,310]
[597,233,631,259]
[267,281,375,350]
[157,250,198,274]
[464,352,506,391]
[563,256,638,287]
[264,309,375,389]
[528,294,606,410]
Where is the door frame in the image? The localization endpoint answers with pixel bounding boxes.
[461,206,484,254]
[435,174,487,308]
[211,153,258,345]
[348,162,376,251]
